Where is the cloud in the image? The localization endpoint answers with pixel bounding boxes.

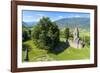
[36,13,46,17]
[67,14,82,18]
[74,15,81,18]
[35,13,47,21]
[58,16,64,18]
[67,14,89,18]
[25,15,33,19]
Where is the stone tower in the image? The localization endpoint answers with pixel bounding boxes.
[73,27,80,48]
[74,27,79,39]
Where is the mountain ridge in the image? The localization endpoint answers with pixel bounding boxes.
[55,17,90,29]
[22,17,90,30]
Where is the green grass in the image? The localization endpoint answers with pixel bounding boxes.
[22,39,90,62]
[53,47,90,60]
[22,28,90,62]
[79,29,90,38]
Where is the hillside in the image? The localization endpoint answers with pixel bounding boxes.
[55,17,90,30]
[22,17,90,31]
[22,21,37,27]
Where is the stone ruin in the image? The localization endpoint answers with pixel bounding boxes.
[24,48,29,61]
[73,27,85,48]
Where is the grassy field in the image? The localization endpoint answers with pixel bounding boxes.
[22,39,90,62]
[22,28,90,62]
[79,29,90,38]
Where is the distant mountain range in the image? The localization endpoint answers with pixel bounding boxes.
[55,17,90,29]
[22,17,90,30]
[22,21,37,27]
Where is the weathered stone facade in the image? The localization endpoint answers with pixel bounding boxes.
[73,27,85,49]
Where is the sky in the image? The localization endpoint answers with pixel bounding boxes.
[22,10,90,22]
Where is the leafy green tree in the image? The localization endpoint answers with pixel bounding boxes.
[64,28,69,40]
[38,31,47,49]
[28,29,32,39]
[32,17,59,50]
[22,29,29,41]
[32,25,40,40]
[84,36,90,46]
[69,32,73,40]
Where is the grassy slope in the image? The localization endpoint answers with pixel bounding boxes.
[51,47,90,60]
[22,28,90,62]
[22,39,90,62]
[79,29,90,37]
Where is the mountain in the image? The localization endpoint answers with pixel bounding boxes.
[22,17,90,30]
[22,21,37,27]
[55,17,90,30]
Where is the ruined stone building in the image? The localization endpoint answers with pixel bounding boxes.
[73,27,85,48]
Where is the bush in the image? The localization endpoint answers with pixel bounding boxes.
[22,27,31,41]
[84,36,90,46]
[22,43,32,51]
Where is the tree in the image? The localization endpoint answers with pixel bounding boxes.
[84,36,90,46]
[32,25,40,40]
[64,28,69,40]
[32,17,59,50]
[22,29,30,41]
[38,31,47,49]
[28,29,32,39]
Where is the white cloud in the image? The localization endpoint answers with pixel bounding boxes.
[25,15,33,19]
[35,13,47,21]
[36,13,46,17]
[67,15,81,18]
[67,14,89,18]
[74,15,81,17]
[58,16,64,18]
